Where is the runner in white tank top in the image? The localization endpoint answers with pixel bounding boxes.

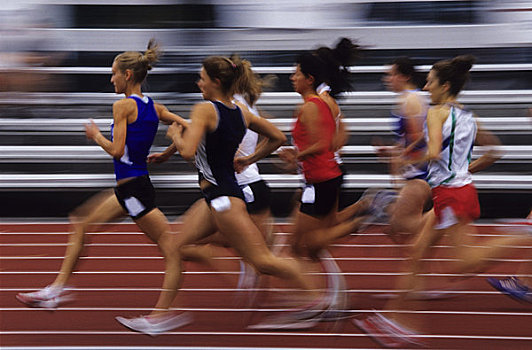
[233,93,263,186]
[356,55,532,348]
[426,103,476,188]
[317,83,344,166]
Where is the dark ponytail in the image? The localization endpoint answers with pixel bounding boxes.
[391,56,424,88]
[432,54,476,96]
[314,37,361,98]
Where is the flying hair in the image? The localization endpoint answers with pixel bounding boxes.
[113,39,162,84]
[314,37,361,97]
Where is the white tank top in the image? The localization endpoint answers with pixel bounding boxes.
[233,94,262,185]
[426,105,477,188]
[317,83,343,165]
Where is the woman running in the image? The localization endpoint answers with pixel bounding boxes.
[151,54,276,289]
[279,52,368,262]
[355,55,532,348]
[17,40,189,331]
[315,37,360,169]
[116,55,319,334]
[378,57,432,242]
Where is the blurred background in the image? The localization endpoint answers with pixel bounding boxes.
[0,0,531,218]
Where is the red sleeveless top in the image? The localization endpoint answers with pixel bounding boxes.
[292,96,342,183]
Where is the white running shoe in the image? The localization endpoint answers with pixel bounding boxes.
[116,312,193,336]
[248,297,328,330]
[16,285,71,308]
[248,313,320,330]
[237,261,259,290]
[354,312,426,348]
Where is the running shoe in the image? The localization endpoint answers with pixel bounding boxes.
[248,312,321,330]
[371,290,459,301]
[368,189,398,223]
[248,297,328,330]
[318,249,351,322]
[353,312,426,348]
[116,312,193,336]
[487,277,532,303]
[16,285,72,308]
[356,187,379,216]
[237,260,259,290]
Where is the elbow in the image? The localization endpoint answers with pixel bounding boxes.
[427,151,440,161]
[112,149,124,159]
[179,149,195,161]
[276,133,287,147]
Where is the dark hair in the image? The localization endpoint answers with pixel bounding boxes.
[314,37,361,97]
[202,56,244,95]
[114,39,161,84]
[296,52,326,90]
[432,55,476,96]
[391,56,424,88]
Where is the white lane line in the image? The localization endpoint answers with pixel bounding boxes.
[3,256,532,263]
[2,271,532,278]
[0,347,377,350]
[0,221,527,227]
[0,232,146,235]
[2,307,532,316]
[4,242,532,249]
[0,287,507,295]
[1,330,532,341]
[0,243,157,247]
[2,231,525,237]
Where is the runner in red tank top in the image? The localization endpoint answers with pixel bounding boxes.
[279,52,370,262]
[292,95,342,183]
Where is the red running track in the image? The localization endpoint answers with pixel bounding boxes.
[1,221,532,349]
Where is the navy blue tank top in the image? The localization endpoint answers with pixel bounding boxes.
[111,95,159,181]
[194,100,247,188]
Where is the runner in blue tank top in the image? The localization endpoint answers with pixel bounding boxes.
[17,40,191,335]
[111,94,159,181]
[370,57,433,244]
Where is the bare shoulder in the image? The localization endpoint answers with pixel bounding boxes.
[112,98,136,115]
[320,92,339,114]
[190,102,218,131]
[191,101,216,116]
[153,102,167,115]
[428,105,450,120]
[404,91,424,105]
[301,100,319,114]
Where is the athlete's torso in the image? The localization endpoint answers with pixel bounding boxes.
[233,94,262,185]
[195,100,247,188]
[426,104,477,188]
[292,95,342,183]
[391,90,429,180]
[111,94,159,181]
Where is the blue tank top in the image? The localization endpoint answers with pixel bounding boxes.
[391,112,428,180]
[194,100,247,189]
[111,95,159,181]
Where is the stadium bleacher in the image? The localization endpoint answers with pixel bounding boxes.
[0,1,530,218]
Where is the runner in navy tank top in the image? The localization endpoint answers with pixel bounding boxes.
[148,56,276,291]
[17,40,192,335]
[194,100,246,204]
[162,55,322,330]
